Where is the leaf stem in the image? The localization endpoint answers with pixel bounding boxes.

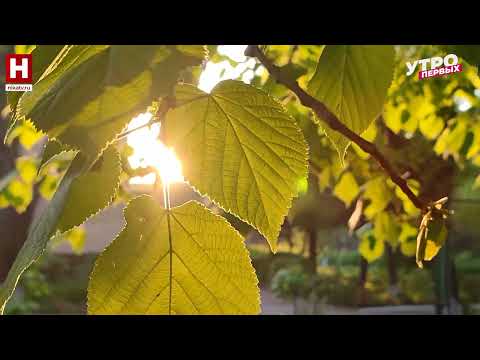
[245,45,426,211]
[163,181,173,315]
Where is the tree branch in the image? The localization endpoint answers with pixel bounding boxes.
[245,45,426,210]
[115,97,174,142]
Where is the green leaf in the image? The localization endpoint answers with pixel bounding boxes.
[15,45,36,54]
[38,139,78,174]
[1,178,33,213]
[176,45,208,59]
[38,174,58,200]
[416,217,447,268]
[333,172,359,207]
[88,196,260,314]
[0,147,120,313]
[358,230,384,263]
[395,179,420,216]
[474,175,480,190]
[399,222,417,257]
[373,212,401,248]
[363,176,393,219]
[15,157,37,184]
[434,119,469,157]
[5,120,44,150]
[419,114,444,140]
[308,45,394,159]
[164,80,308,252]
[55,146,121,233]
[0,154,85,313]
[19,45,203,162]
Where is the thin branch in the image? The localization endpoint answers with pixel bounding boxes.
[115,97,175,142]
[245,45,426,210]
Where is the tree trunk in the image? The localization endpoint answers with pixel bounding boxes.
[385,243,400,300]
[358,256,368,306]
[307,229,317,274]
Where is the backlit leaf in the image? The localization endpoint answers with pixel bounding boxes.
[434,119,469,156]
[55,146,121,233]
[333,172,359,207]
[88,196,260,314]
[399,222,417,257]
[15,157,37,184]
[19,45,203,162]
[373,212,401,248]
[363,176,393,219]
[308,45,394,159]
[164,80,309,252]
[358,230,384,263]
[416,216,447,268]
[38,174,59,200]
[39,139,78,174]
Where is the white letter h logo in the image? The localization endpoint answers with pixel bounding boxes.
[10,58,29,79]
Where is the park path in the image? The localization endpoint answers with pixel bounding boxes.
[260,288,294,315]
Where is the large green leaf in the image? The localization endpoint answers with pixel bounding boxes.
[308,45,394,159]
[0,147,120,313]
[18,45,203,162]
[88,196,260,314]
[164,80,309,252]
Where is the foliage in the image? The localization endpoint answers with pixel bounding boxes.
[1,44,479,314]
[271,265,311,300]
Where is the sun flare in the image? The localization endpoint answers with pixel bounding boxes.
[126,112,183,186]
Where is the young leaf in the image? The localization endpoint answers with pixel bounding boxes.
[0,147,120,313]
[307,45,394,160]
[88,196,260,315]
[18,45,203,162]
[164,80,309,252]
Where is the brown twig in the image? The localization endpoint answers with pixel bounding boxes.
[245,45,425,210]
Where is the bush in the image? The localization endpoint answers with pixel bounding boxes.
[250,250,308,287]
[271,266,313,300]
[455,251,480,274]
[399,269,435,304]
